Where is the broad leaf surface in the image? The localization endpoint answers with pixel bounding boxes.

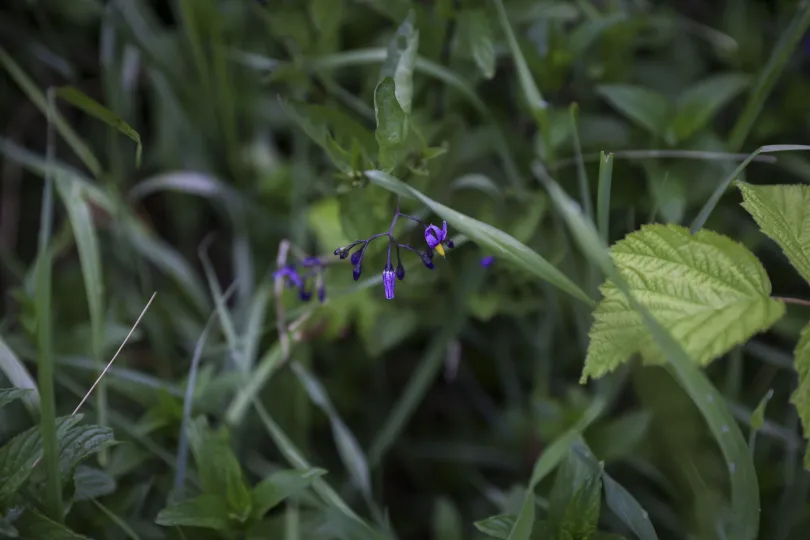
[583,224,784,381]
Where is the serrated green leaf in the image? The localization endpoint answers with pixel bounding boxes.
[155,494,231,530]
[187,417,252,521]
[55,86,142,167]
[15,509,88,539]
[374,78,409,170]
[56,423,116,476]
[583,224,785,382]
[790,322,810,469]
[0,388,31,410]
[464,10,496,79]
[673,73,750,141]
[381,11,419,114]
[596,85,671,140]
[738,182,810,285]
[0,416,83,503]
[251,467,326,519]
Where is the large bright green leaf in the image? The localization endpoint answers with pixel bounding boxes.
[790,322,810,469]
[380,11,419,114]
[582,224,784,382]
[364,170,593,305]
[738,182,810,285]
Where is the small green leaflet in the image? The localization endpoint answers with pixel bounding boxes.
[582,224,784,382]
[738,182,810,285]
[791,323,810,469]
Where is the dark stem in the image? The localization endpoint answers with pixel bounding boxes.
[398,213,427,228]
[774,296,810,307]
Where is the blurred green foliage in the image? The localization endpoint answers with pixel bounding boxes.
[1,0,810,539]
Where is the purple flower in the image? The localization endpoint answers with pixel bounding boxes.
[273,266,303,288]
[425,221,448,256]
[395,261,405,281]
[480,256,495,268]
[383,266,396,299]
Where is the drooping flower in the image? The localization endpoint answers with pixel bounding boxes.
[425,221,448,256]
[382,265,396,300]
[480,256,495,268]
[273,266,303,288]
[273,258,328,304]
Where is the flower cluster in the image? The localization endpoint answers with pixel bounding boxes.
[333,209,454,300]
[273,256,329,303]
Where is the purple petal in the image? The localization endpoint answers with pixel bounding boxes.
[480,256,495,268]
[440,221,447,241]
[383,269,396,300]
[425,225,442,249]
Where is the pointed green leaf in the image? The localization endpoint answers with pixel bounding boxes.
[738,182,810,285]
[0,416,83,503]
[673,73,750,141]
[464,10,496,79]
[475,514,514,539]
[602,475,659,540]
[374,78,408,170]
[187,417,252,520]
[251,468,326,519]
[16,510,88,539]
[790,322,810,469]
[596,85,671,139]
[0,388,31,410]
[0,336,39,411]
[381,11,419,114]
[365,170,593,305]
[55,86,142,167]
[155,494,231,530]
[750,389,774,432]
[549,450,602,539]
[583,224,785,382]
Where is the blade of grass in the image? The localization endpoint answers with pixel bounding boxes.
[55,177,108,463]
[553,149,777,169]
[569,104,592,222]
[596,152,614,244]
[175,283,238,491]
[0,336,40,412]
[0,48,102,177]
[54,86,142,167]
[689,144,810,234]
[727,1,810,151]
[36,88,62,521]
[291,362,372,505]
[253,400,370,527]
[365,170,593,305]
[536,162,762,540]
[89,499,141,540]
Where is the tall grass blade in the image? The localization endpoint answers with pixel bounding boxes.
[728,2,810,151]
[36,89,62,521]
[0,48,102,177]
[690,145,810,234]
[597,152,614,244]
